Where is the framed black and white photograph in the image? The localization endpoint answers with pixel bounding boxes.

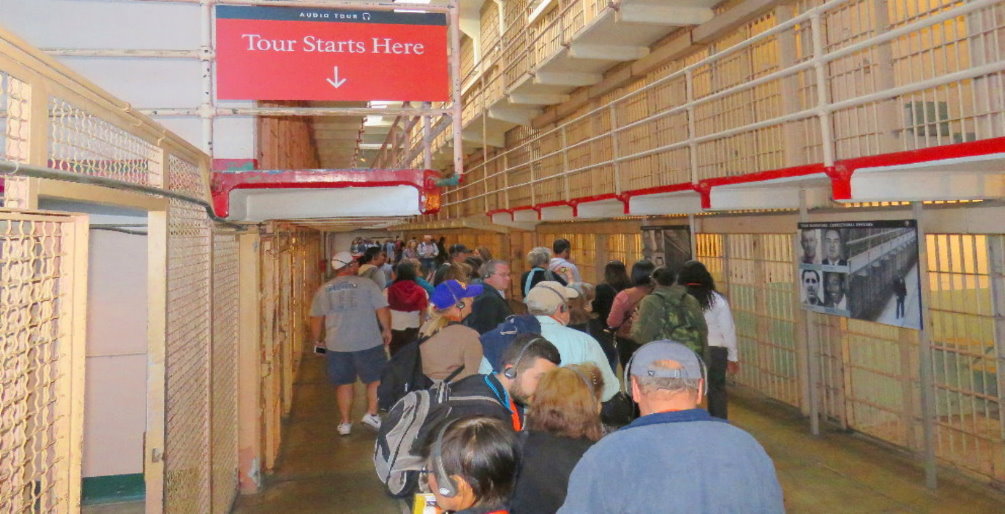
[641,225,692,272]
[797,220,920,329]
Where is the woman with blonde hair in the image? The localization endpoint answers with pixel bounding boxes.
[419,280,485,383]
[511,363,604,514]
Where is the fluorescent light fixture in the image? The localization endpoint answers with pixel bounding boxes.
[394,0,431,13]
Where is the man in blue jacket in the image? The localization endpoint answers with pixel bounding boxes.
[559,340,784,513]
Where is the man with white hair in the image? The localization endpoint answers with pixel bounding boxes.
[524,281,618,402]
[558,340,784,513]
[310,251,392,436]
[521,247,565,298]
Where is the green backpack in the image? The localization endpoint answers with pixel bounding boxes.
[652,287,708,355]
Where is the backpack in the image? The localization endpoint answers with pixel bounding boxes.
[377,336,433,412]
[522,267,560,298]
[479,315,542,373]
[373,375,499,497]
[652,287,708,354]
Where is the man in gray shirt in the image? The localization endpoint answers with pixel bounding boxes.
[311,251,392,436]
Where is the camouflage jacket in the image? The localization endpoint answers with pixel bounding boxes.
[629,285,709,354]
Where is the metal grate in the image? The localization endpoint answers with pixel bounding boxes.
[167,154,207,202]
[0,213,83,513]
[164,198,212,513]
[815,313,924,449]
[211,233,240,513]
[48,97,160,186]
[1,73,30,164]
[606,233,643,270]
[926,234,1004,481]
[698,233,801,407]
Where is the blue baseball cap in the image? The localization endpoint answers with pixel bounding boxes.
[430,280,483,310]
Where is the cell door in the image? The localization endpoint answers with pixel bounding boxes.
[0,211,88,512]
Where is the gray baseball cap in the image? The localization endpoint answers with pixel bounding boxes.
[629,340,703,380]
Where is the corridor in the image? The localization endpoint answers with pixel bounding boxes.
[232,352,1005,513]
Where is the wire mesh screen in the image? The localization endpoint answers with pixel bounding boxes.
[48,97,161,187]
[926,233,1004,481]
[0,213,82,513]
[165,198,212,513]
[167,154,208,202]
[1,72,30,164]
[210,233,240,513]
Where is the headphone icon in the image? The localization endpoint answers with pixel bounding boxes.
[503,337,545,379]
[430,417,462,498]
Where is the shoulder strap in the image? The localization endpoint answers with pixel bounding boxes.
[523,268,542,297]
[443,365,464,383]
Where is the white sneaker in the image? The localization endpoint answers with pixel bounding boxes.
[337,422,352,436]
[361,412,381,431]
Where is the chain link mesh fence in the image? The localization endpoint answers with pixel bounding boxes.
[0,213,84,513]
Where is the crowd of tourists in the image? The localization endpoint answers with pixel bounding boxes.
[310,236,782,513]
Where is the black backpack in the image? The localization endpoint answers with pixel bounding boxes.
[377,336,433,412]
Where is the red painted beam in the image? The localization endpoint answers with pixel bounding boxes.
[476,138,1005,217]
[210,168,442,218]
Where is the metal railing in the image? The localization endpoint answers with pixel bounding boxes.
[429,0,1005,217]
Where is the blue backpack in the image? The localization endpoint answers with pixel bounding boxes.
[479,314,542,373]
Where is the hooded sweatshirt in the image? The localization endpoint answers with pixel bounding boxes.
[386,280,427,330]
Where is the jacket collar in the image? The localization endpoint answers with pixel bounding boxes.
[536,315,564,327]
[621,408,728,431]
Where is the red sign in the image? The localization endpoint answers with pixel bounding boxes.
[216,6,449,101]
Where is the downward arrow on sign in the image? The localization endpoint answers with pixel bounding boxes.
[326,67,347,88]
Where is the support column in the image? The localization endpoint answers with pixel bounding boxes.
[237,232,263,493]
[913,202,938,489]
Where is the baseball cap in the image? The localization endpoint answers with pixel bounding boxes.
[629,340,703,380]
[524,281,579,312]
[430,280,484,310]
[331,251,355,270]
[449,243,471,255]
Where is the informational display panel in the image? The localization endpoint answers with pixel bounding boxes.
[216,5,449,101]
[642,225,692,272]
[798,220,921,329]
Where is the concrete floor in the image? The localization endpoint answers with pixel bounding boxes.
[231,354,403,514]
[89,354,1005,513]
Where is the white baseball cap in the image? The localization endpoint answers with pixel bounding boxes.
[331,251,355,269]
[524,281,579,312]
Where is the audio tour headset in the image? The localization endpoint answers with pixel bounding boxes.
[430,416,462,498]
[503,336,545,379]
[621,341,708,398]
[432,367,597,499]
[568,366,597,394]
